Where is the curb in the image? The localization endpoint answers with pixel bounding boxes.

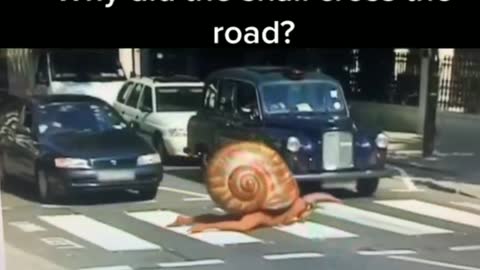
[410,178,480,199]
[387,159,458,178]
[387,159,480,199]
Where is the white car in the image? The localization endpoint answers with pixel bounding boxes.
[113,76,204,161]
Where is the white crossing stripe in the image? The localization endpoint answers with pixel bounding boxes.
[41,237,84,249]
[389,256,480,270]
[357,250,417,256]
[39,215,161,251]
[263,253,324,260]
[157,186,209,198]
[376,200,480,229]
[183,197,212,202]
[450,245,480,251]
[451,202,480,212]
[158,259,224,268]
[79,266,133,270]
[276,222,358,239]
[316,203,453,235]
[9,221,46,232]
[214,207,356,240]
[126,210,263,246]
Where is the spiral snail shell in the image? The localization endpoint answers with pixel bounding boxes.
[206,142,300,215]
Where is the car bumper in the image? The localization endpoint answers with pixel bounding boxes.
[49,165,163,193]
[294,168,396,182]
[164,137,189,157]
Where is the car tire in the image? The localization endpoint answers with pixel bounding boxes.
[356,178,379,197]
[154,135,171,164]
[36,170,56,204]
[139,187,158,200]
[200,152,209,174]
[0,154,9,190]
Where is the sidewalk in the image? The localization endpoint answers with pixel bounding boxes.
[386,131,480,199]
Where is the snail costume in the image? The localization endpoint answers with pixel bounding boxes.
[168,142,342,233]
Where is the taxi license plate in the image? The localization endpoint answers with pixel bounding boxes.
[97,170,135,182]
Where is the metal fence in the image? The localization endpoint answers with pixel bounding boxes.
[347,49,480,115]
[437,55,480,114]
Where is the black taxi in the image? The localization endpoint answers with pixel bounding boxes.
[185,66,394,196]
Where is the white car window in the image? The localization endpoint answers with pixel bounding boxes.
[126,83,143,108]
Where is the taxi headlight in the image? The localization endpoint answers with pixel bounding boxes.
[375,133,389,149]
[287,137,302,153]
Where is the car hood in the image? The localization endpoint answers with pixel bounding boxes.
[149,111,196,127]
[41,130,154,159]
[263,115,356,134]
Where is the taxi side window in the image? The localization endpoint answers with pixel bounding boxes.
[218,79,236,115]
[235,81,258,118]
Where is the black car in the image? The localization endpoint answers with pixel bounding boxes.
[186,66,395,196]
[0,95,163,203]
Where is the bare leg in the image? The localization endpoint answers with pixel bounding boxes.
[190,212,270,233]
[167,214,239,227]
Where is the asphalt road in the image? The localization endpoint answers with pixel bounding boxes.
[2,166,480,270]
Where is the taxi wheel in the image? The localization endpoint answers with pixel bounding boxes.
[356,178,379,197]
[36,170,56,204]
[200,152,209,173]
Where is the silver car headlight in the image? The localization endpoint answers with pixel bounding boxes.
[55,158,91,169]
[375,133,389,149]
[287,137,302,153]
[137,153,162,166]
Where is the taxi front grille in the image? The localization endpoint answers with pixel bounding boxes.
[322,131,354,171]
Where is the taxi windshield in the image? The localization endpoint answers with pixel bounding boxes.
[260,81,348,116]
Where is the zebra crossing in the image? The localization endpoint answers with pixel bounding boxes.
[10,199,480,249]
[7,198,480,269]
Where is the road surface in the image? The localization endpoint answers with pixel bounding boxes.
[2,166,480,270]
